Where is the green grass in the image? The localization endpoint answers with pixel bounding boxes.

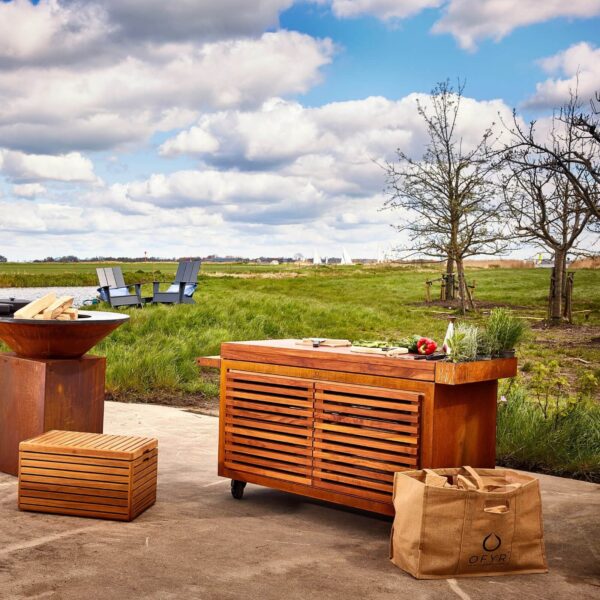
[1,262,599,479]
[497,381,600,482]
[0,260,312,286]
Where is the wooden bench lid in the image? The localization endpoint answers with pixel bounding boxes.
[20,430,157,460]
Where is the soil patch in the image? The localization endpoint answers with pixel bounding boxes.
[106,390,219,416]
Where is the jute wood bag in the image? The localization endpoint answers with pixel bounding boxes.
[390,467,548,579]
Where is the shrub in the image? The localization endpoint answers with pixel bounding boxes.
[496,366,600,482]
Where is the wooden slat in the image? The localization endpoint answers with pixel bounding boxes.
[224,416,310,437]
[228,370,315,389]
[20,481,129,499]
[20,473,130,491]
[131,477,157,500]
[313,459,395,483]
[19,489,129,508]
[226,390,311,408]
[20,459,129,476]
[313,449,415,470]
[225,434,312,457]
[224,444,311,466]
[315,381,421,402]
[18,496,129,515]
[314,411,418,434]
[197,356,221,369]
[315,392,418,412]
[230,400,312,418]
[226,452,309,475]
[314,401,419,422]
[312,479,391,504]
[228,407,311,427]
[20,451,131,469]
[314,431,418,453]
[314,423,418,445]
[225,425,312,447]
[20,466,129,483]
[227,381,311,398]
[224,461,311,485]
[314,470,392,493]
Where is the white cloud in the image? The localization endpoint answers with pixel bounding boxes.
[0,150,97,183]
[0,0,110,67]
[141,93,512,233]
[12,183,47,198]
[315,0,600,51]
[524,42,600,108]
[0,0,295,68]
[328,0,442,20]
[0,31,333,154]
[160,93,510,171]
[432,0,600,51]
[0,1,333,154]
[101,0,294,43]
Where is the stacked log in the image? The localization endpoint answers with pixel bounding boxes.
[13,293,78,321]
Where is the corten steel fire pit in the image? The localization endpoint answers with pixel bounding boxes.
[0,308,129,475]
[0,310,128,359]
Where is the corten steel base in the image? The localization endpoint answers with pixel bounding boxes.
[0,353,105,476]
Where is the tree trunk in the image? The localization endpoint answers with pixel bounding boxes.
[549,250,567,322]
[455,258,473,313]
[445,258,455,300]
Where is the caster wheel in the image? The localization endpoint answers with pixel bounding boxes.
[231,480,246,500]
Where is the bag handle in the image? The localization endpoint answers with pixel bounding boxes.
[484,499,510,513]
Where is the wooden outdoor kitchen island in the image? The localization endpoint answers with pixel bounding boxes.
[207,340,517,516]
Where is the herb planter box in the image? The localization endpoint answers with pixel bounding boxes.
[18,431,158,521]
[202,340,517,516]
[434,358,517,385]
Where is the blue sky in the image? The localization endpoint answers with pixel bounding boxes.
[284,5,600,109]
[0,0,599,260]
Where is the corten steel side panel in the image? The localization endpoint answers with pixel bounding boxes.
[429,381,497,468]
[0,353,105,476]
[0,355,46,476]
[43,356,105,434]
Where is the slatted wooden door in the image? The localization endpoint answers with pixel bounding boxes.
[223,370,314,485]
[313,381,421,504]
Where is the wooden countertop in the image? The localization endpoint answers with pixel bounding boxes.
[211,339,517,384]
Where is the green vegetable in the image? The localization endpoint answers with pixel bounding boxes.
[352,334,421,352]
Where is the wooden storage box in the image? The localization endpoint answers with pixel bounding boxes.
[18,431,158,521]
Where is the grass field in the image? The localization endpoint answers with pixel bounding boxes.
[1,261,599,480]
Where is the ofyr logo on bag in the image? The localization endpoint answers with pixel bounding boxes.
[468,532,509,566]
[483,533,501,552]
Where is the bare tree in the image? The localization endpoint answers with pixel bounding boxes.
[501,168,592,322]
[383,80,509,312]
[499,94,597,322]
[504,89,600,223]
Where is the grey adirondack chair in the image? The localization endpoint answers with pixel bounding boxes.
[151,260,201,305]
[96,267,144,308]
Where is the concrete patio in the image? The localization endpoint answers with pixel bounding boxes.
[0,402,598,600]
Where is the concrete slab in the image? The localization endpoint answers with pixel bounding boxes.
[0,402,598,600]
